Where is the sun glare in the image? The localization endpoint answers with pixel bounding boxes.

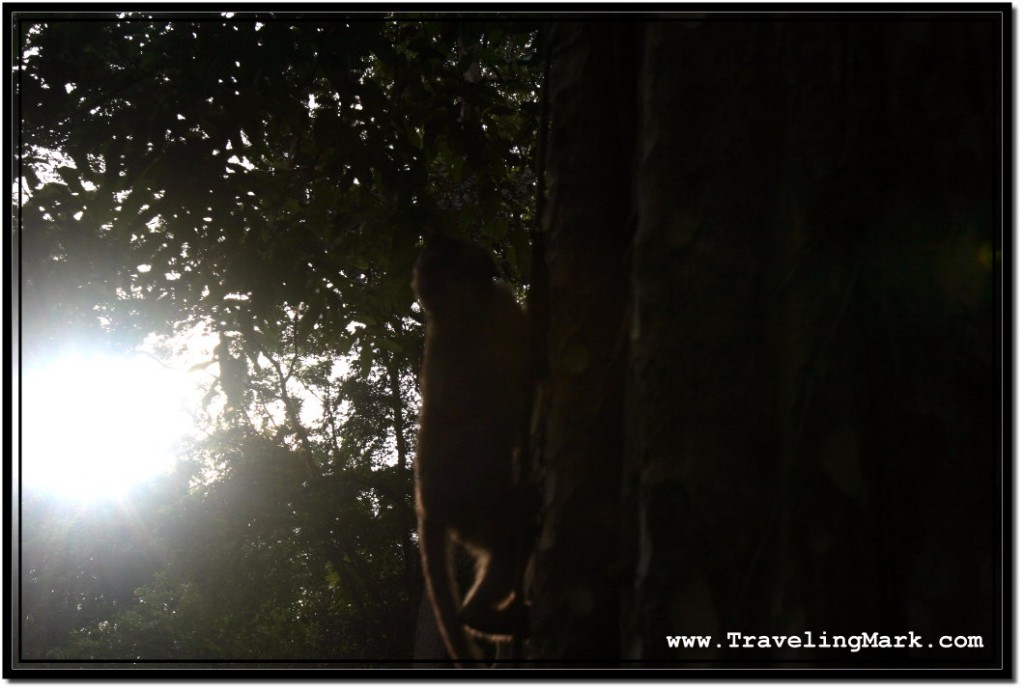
[21,350,197,503]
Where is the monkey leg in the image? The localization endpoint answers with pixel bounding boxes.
[420,519,487,665]
[460,550,530,638]
[462,599,529,640]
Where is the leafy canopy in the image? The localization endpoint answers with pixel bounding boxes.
[17,14,543,660]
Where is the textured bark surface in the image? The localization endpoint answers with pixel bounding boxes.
[627,19,998,663]
[526,16,1000,667]
[528,23,639,662]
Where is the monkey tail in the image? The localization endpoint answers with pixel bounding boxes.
[419,518,487,668]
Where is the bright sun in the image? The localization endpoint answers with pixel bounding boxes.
[20,349,199,503]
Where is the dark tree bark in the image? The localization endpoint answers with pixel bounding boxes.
[528,22,640,662]
[533,16,1000,666]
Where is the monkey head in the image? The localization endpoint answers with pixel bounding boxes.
[412,236,501,318]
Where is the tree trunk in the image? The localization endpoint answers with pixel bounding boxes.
[536,16,999,666]
[528,22,640,662]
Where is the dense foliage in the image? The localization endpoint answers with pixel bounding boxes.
[17,14,542,660]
